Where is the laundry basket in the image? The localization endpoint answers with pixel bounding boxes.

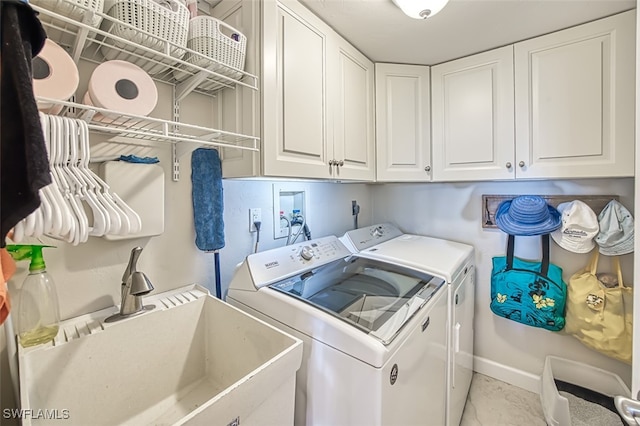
[540,356,630,426]
[30,0,104,50]
[31,0,104,27]
[173,16,247,91]
[100,0,189,75]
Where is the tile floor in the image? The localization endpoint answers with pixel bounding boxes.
[460,373,547,426]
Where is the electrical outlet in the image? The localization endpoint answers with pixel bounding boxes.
[249,208,261,232]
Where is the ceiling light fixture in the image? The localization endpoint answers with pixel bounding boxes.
[391,0,450,19]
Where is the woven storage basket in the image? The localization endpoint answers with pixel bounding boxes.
[173,16,247,91]
[100,0,189,75]
[31,0,104,27]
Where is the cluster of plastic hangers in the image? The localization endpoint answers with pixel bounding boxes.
[12,113,142,245]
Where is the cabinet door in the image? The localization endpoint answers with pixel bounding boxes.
[515,11,635,179]
[262,0,332,178]
[375,63,431,182]
[218,0,261,178]
[331,38,375,181]
[431,46,515,182]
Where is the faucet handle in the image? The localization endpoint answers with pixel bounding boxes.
[122,247,143,283]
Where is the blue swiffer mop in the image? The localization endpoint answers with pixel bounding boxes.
[191,148,225,298]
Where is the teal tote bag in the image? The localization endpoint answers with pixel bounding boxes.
[490,234,567,331]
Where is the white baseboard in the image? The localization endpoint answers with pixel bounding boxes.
[473,355,541,394]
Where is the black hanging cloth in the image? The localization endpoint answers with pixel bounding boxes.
[0,0,50,247]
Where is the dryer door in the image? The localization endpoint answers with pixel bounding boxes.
[449,265,475,426]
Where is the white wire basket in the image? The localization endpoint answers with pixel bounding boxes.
[173,16,247,92]
[100,0,189,75]
[31,0,104,48]
[31,0,104,27]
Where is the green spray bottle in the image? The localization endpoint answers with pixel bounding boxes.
[6,245,60,347]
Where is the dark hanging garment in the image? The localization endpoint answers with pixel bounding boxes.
[0,0,50,247]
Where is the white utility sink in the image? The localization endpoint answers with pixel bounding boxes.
[18,285,303,426]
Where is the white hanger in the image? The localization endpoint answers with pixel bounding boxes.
[33,190,50,238]
[65,117,109,237]
[53,115,87,244]
[46,114,75,242]
[43,113,75,240]
[77,120,141,236]
[38,113,63,236]
[75,119,128,236]
[32,207,44,239]
[23,209,36,237]
[39,188,53,235]
[14,114,144,243]
[43,184,64,236]
[61,117,89,244]
[112,192,141,235]
[73,119,122,235]
[12,220,25,243]
[20,206,43,239]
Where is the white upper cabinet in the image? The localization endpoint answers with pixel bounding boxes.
[514,10,635,179]
[262,0,375,180]
[429,10,634,182]
[331,40,376,181]
[232,1,633,182]
[431,46,515,182]
[375,64,431,182]
[262,0,331,179]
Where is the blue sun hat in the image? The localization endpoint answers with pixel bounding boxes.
[495,195,562,236]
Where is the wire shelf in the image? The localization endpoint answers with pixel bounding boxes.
[41,96,260,152]
[32,2,258,100]
[32,1,259,181]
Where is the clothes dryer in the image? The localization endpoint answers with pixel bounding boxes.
[227,236,448,426]
[341,224,475,426]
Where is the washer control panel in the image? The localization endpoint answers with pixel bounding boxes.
[247,236,352,287]
[341,223,403,252]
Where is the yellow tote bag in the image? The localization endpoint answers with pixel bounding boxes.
[564,251,632,364]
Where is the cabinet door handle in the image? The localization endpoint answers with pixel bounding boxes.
[505,162,512,169]
[424,165,431,172]
[338,160,344,167]
[519,161,525,168]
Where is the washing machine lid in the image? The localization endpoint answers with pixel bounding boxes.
[357,234,474,282]
[269,255,445,345]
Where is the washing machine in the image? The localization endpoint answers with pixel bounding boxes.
[226,235,449,426]
[341,224,475,426]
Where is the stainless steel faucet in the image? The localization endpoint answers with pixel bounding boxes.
[105,247,155,323]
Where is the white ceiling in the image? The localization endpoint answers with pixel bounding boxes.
[298,0,636,65]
